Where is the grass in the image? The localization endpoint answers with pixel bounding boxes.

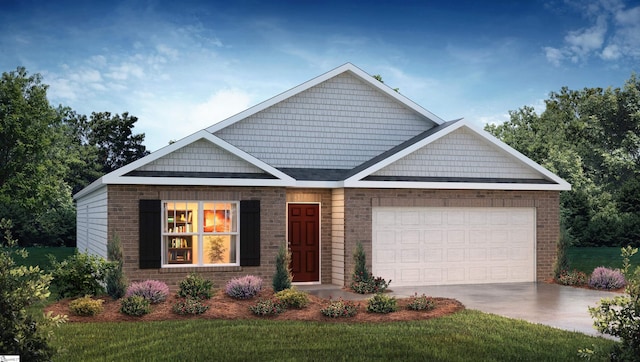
[567,246,640,274]
[7,246,620,361]
[51,311,614,362]
[15,246,75,272]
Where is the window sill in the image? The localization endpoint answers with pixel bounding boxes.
[160,265,242,273]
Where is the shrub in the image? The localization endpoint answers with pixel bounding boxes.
[274,288,309,309]
[125,280,170,304]
[406,293,435,311]
[249,298,286,316]
[320,298,357,318]
[49,250,114,298]
[350,241,391,294]
[69,296,104,316]
[0,218,66,361]
[225,275,263,299]
[351,276,391,294]
[555,269,587,286]
[172,297,210,315]
[272,242,293,292]
[366,293,398,314]
[588,266,626,290]
[120,295,151,316]
[588,246,640,360]
[105,234,127,299]
[177,273,213,300]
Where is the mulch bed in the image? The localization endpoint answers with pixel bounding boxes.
[45,289,465,323]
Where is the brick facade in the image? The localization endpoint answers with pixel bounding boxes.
[108,185,560,290]
[341,189,560,285]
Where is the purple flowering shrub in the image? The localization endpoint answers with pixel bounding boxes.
[125,280,170,304]
[225,275,263,299]
[588,267,626,290]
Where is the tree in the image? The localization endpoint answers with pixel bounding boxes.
[0,67,75,245]
[85,111,149,174]
[485,73,640,247]
[373,74,400,93]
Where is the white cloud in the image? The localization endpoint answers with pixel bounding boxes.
[106,62,145,80]
[564,16,607,59]
[545,0,640,65]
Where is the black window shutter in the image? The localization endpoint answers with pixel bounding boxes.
[139,199,161,269]
[240,200,260,266]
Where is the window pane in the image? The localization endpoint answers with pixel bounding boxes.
[203,202,234,233]
[165,202,197,233]
[165,236,197,264]
[203,235,237,264]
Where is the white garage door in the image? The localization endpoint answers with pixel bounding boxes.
[372,207,536,287]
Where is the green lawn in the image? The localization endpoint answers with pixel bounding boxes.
[51,311,613,362]
[567,246,640,274]
[17,246,75,271]
[9,246,620,361]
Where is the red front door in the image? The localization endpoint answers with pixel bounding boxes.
[288,204,320,282]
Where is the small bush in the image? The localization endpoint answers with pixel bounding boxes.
[49,251,114,298]
[274,288,309,309]
[555,269,588,286]
[69,296,104,316]
[272,242,293,292]
[120,295,151,317]
[105,234,127,299]
[351,276,391,294]
[225,275,263,299]
[249,298,286,316]
[177,273,213,300]
[172,297,210,315]
[588,266,626,290]
[406,293,435,311]
[125,280,170,304]
[367,293,398,314]
[320,298,357,318]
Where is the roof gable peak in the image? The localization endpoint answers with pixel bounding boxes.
[206,63,444,133]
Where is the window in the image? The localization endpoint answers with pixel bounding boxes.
[163,201,239,266]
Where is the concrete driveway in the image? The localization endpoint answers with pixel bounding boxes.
[300,282,618,338]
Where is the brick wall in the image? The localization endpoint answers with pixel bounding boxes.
[108,185,286,290]
[342,189,560,285]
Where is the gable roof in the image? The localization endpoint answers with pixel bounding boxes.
[74,63,570,199]
[206,63,444,133]
[343,119,571,190]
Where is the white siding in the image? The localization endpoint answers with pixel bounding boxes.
[214,72,434,168]
[331,188,345,285]
[76,186,108,258]
[373,127,544,179]
[136,139,264,173]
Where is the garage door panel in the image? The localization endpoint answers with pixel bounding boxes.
[373,207,535,287]
[401,230,420,244]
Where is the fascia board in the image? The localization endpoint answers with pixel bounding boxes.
[460,120,572,189]
[344,64,445,125]
[73,177,106,200]
[344,180,571,191]
[101,131,295,184]
[344,119,571,190]
[206,63,444,133]
[103,130,213,179]
[344,120,465,183]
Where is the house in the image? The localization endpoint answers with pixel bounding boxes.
[74,63,570,289]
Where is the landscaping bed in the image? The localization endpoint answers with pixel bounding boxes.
[45,288,464,323]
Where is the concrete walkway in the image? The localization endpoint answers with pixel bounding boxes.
[297,282,618,338]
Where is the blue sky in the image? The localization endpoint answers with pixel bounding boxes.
[1,0,639,151]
